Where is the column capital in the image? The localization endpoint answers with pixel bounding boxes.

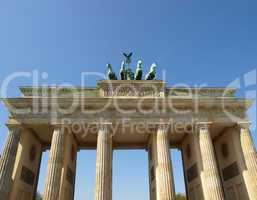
[98,122,112,130]
[6,124,22,132]
[96,118,112,128]
[50,125,65,135]
[237,121,251,129]
[50,124,64,129]
[50,125,68,138]
[51,125,71,136]
[157,124,170,134]
[195,122,213,130]
[97,122,113,139]
[156,119,171,131]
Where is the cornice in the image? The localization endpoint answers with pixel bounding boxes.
[1,97,253,113]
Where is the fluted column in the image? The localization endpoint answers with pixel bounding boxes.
[43,127,65,200]
[0,127,20,200]
[197,123,224,200]
[238,122,257,200]
[95,124,113,200]
[153,125,175,200]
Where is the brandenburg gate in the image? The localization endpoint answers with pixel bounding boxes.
[0,80,257,200]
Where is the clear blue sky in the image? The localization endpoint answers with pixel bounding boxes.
[0,0,256,199]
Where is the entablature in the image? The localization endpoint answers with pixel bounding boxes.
[19,80,237,98]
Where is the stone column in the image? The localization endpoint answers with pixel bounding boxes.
[43,127,65,200]
[95,124,113,200]
[152,125,176,200]
[8,128,43,200]
[0,127,21,200]
[197,123,224,200]
[59,132,78,200]
[148,138,157,200]
[238,122,257,200]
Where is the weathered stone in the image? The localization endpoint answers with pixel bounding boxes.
[0,127,20,200]
[95,125,113,200]
[43,127,65,200]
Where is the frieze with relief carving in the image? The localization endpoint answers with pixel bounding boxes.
[101,85,165,97]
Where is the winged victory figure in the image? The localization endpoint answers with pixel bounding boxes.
[122,52,134,80]
[123,52,133,64]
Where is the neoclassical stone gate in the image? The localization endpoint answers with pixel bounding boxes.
[0,80,256,200]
